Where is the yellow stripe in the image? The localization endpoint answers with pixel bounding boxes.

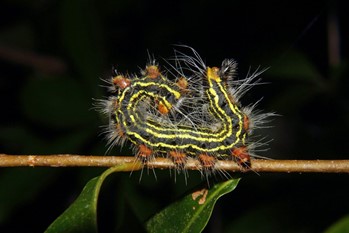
[114,66,246,153]
[129,88,231,138]
[126,88,237,142]
[133,80,181,99]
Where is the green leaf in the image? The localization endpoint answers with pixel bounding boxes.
[146,178,240,233]
[45,166,128,233]
[324,215,349,233]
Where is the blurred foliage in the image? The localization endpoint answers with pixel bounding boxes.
[324,215,349,233]
[46,168,239,233]
[0,0,348,232]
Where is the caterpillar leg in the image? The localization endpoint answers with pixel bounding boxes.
[231,146,251,168]
[137,144,154,163]
[168,151,187,169]
[198,154,216,169]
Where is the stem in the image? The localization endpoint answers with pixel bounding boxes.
[1,154,349,173]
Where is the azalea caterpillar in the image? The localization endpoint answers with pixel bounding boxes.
[99,47,273,173]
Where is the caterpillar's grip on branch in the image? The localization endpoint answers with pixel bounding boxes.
[98,47,273,175]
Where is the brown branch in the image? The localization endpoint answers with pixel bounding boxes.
[1,154,349,173]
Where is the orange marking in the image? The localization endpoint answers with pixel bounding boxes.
[169,151,187,165]
[232,146,250,164]
[243,114,250,131]
[177,77,188,90]
[198,154,216,168]
[116,123,124,137]
[146,65,160,79]
[158,101,170,115]
[113,75,131,89]
[138,144,153,158]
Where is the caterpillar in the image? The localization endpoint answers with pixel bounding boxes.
[99,47,273,174]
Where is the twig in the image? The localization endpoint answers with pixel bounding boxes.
[1,154,349,173]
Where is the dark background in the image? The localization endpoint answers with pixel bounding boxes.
[0,0,348,232]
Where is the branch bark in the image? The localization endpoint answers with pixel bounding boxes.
[1,154,349,173]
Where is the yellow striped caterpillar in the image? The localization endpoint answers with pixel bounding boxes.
[99,47,273,174]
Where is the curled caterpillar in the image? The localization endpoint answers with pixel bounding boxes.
[98,47,273,173]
